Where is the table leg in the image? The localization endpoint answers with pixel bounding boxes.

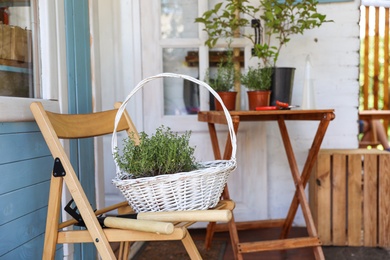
[205,120,242,260]
[207,123,222,160]
[277,116,332,260]
[280,116,332,237]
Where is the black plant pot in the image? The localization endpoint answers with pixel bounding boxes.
[270,67,295,106]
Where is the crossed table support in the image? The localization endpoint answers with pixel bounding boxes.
[198,109,335,260]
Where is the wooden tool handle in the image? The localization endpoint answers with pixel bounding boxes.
[104,217,174,235]
[138,210,232,222]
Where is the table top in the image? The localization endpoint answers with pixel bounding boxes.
[359,110,390,120]
[198,109,335,124]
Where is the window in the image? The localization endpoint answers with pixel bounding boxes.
[0,0,66,122]
[0,0,38,98]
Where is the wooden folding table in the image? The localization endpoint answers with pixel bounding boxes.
[198,109,335,260]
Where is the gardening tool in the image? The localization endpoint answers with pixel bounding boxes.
[64,199,174,234]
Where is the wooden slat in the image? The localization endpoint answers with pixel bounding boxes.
[361,6,390,119]
[363,6,370,110]
[238,237,321,253]
[363,154,378,246]
[0,121,39,134]
[0,0,30,7]
[45,108,136,139]
[0,207,47,255]
[332,154,347,246]
[0,233,63,259]
[0,156,51,195]
[384,8,389,129]
[0,132,50,164]
[211,219,286,233]
[57,228,186,243]
[378,154,390,247]
[373,7,380,109]
[0,182,49,226]
[312,150,390,247]
[309,160,318,232]
[198,110,335,125]
[347,154,363,246]
[314,152,332,245]
[384,7,389,108]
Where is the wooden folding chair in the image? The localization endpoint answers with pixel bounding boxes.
[30,101,234,260]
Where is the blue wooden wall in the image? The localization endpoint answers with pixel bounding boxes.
[0,122,63,259]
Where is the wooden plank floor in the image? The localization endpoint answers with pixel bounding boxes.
[114,226,390,259]
[188,227,390,260]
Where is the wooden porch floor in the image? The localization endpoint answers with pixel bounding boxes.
[132,226,390,259]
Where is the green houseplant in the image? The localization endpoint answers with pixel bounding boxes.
[205,50,238,110]
[113,125,198,179]
[241,66,273,109]
[195,0,330,105]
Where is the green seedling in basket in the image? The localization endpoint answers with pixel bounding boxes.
[114,125,198,179]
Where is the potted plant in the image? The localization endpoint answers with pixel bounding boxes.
[205,50,238,111]
[195,0,330,105]
[241,66,273,110]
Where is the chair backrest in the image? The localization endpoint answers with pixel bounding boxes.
[31,102,138,140]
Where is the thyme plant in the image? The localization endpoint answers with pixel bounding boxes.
[241,66,273,91]
[205,49,236,92]
[114,126,198,179]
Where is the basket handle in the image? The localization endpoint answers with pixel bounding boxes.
[112,73,237,169]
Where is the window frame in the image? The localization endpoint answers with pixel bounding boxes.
[0,0,67,121]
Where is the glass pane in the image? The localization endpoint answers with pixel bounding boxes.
[0,2,35,97]
[161,0,198,39]
[163,48,199,115]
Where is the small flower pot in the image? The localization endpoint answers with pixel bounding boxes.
[247,90,271,110]
[215,91,237,111]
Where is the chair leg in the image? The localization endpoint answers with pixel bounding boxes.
[181,229,202,260]
[123,242,130,260]
[205,222,216,249]
[118,242,124,259]
[43,176,63,259]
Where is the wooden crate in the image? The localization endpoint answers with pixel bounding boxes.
[309,149,390,247]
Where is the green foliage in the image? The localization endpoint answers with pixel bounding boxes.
[205,50,236,92]
[258,0,330,66]
[241,66,273,91]
[194,0,259,48]
[114,126,198,179]
[195,0,330,67]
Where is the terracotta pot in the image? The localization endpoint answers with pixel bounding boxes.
[247,90,271,110]
[215,91,237,111]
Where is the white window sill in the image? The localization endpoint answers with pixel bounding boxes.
[0,97,60,122]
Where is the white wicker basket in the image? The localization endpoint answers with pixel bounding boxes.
[112,73,237,212]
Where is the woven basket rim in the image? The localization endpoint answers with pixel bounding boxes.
[112,160,236,184]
